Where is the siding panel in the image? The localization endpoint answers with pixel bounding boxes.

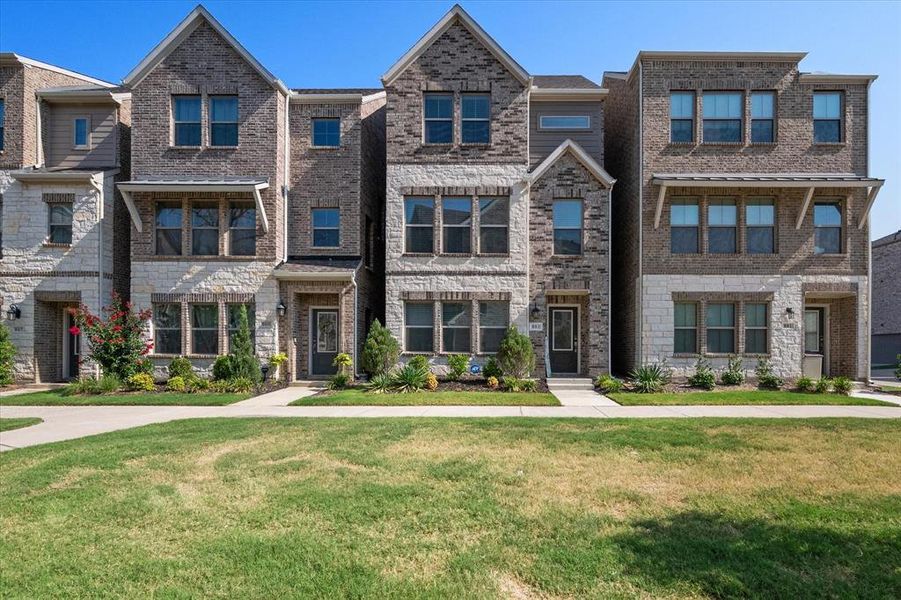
[530,101,603,167]
[45,103,119,169]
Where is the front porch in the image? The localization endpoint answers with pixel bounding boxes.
[802,283,864,379]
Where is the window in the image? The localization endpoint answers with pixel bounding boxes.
[312,118,340,147]
[47,202,73,244]
[227,303,255,352]
[0,99,4,150]
[404,197,434,253]
[539,115,590,130]
[312,208,340,247]
[670,92,694,143]
[461,94,490,144]
[813,92,842,143]
[172,95,201,146]
[707,198,737,254]
[442,302,471,353]
[73,117,89,149]
[746,198,775,254]
[209,96,238,146]
[424,93,452,144]
[814,201,842,254]
[442,197,471,254]
[670,198,699,254]
[703,92,742,143]
[229,202,255,256]
[191,304,218,355]
[553,199,582,255]
[154,304,182,355]
[155,202,182,255]
[706,303,735,354]
[479,197,509,254]
[745,303,768,354]
[191,202,219,255]
[405,303,433,352]
[751,92,775,143]
[479,301,508,353]
[674,302,697,354]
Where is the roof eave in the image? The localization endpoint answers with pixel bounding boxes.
[530,88,608,101]
[799,73,878,84]
[0,52,115,87]
[272,270,355,282]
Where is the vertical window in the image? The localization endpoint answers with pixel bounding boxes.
[48,203,73,244]
[553,199,583,255]
[461,94,490,144]
[814,201,842,254]
[155,202,182,255]
[154,304,182,355]
[745,303,768,354]
[191,304,218,355]
[703,92,743,143]
[73,117,90,149]
[479,301,508,354]
[673,302,697,354]
[670,92,694,142]
[442,197,471,254]
[191,202,219,256]
[404,303,434,352]
[209,96,238,146]
[751,92,775,143]
[442,302,471,353]
[813,92,842,143]
[312,208,340,247]
[227,303,255,351]
[746,198,775,254]
[312,118,340,147]
[706,303,735,354]
[172,95,201,146]
[229,202,255,256]
[424,93,453,144]
[670,198,699,254]
[404,197,434,253]
[0,99,4,150]
[478,197,509,254]
[707,198,737,254]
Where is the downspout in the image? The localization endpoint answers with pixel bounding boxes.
[608,185,613,374]
[34,94,44,167]
[865,79,872,382]
[90,174,104,378]
[283,93,290,262]
[637,60,644,367]
[351,265,359,378]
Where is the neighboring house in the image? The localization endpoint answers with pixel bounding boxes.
[117,6,385,379]
[603,53,884,379]
[382,5,614,378]
[871,230,901,367]
[0,53,131,382]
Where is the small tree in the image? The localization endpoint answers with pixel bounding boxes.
[227,305,261,383]
[496,326,535,379]
[0,321,17,385]
[361,319,400,376]
[71,292,153,380]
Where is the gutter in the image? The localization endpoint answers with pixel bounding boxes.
[351,265,359,378]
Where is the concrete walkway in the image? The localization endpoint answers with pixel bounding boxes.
[0,384,65,398]
[231,385,321,407]
[546,378,619,406]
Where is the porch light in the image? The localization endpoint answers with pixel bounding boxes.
[530,303,540,320]
[786,307,794,315]
[276,300,287,318]
[260,363,270,382]
[6,304,21,321]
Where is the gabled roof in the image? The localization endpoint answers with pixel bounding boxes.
[0,53,115,87]
[381,4,529,87]
[529,140,615,188]
[122,4,288,95]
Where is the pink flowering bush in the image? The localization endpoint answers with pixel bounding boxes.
[70,292,153,379]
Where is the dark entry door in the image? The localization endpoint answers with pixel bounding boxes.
[549,307,578,374]
[311,309,339,376]
[65,311,80,379]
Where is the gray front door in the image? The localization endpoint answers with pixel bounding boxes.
[310,309,339,376]
[549,307,578,374]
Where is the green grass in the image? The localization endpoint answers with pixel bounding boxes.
[609,390,897,406]
[0,390,250,406]
[292,389,559,406]
[0,418,42,432]
[0,418,898,598]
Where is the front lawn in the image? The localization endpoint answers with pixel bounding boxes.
[0,418,42,432]
[0,390,251,406]
[609,390,897,406]
[1,418,899,598]
[293,389,559,406]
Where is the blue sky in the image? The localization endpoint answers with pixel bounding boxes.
[2,0,898,238]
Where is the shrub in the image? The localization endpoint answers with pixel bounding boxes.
[687,358,716,390]
[629,362,671,393]
[425,372,439,390]
[795,376,815,392]
[333,353,353,378]
[228,305,262,383]
[328,373,350,390]
[0,321,16,385]
[62,374,121,396]
[447,354,469,381]
[755,359,784,390]
[408,355,429,372]
[70,292,153,380]
[496,327,535,379]
[482,357,503,379]
[815,378,832,394]
[210,378,254,394]
[189,377,210,392]
[365,373,393,394]
[212,355,233,381]
[594,373,623,394]
[502,376,537,392]
[167,376,188,393]
[486,376,499,390]
[126,372,155,392]
[268,353,288,380]
[720,356,745,386]
[832,376,853,395]
[391,363,428,393]
[895,354,901,381]
[168,356,194,380]
[362,320,401,377]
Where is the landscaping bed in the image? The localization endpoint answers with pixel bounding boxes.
[609,390,896,406]
[294,388,558,406]
[0,417,42,432]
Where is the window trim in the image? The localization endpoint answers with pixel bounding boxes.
[705,302,736,355]
[423,92,453,145]
[670,91,695,143]
[441,196,472,255]
[190,201,220,256]
[552,199,584,256]
[172,95,202,147]
[154,201,183,256]
[750,91,776,144]
[744,302,769,355]
[441,301,472,354]
[311,207,341,248]
[477,196,509,255]
[47,202,73,245]
[538,114,591,130]
[72,116,91,150]
[813,91,843,144]
[706,197,738,255]
[228,201,256,256]
[208,95,239,147]
[404,197,435,254]
[673,301,698,355]
[478,300,509,354]
[190,303,219,356]
[311,117,341,148]
[153,303,182,356]
[404,302,435,353]
[701,91,744,144]
[461,93,490,144]
[813,199,844,255]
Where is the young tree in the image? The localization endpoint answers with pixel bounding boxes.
[0,321,17,385]
[71,293,153,379]
[361,319,400,376]
[496,326,535,379]
[227,304,261,383]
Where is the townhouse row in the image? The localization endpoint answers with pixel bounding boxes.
[0,4,884,383]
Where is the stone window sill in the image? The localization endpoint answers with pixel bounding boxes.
[169,145,203,150]
[146,255,259,261]
[748,142,777,147]
[207,145,239,150]
[310,145,340,150]
[673,353,700,359]
[700,142,744,147]
[421,143,453,148]
[476,253,511,258]
[186,354,218,359]
[551,254,584,259]
[402,252,436,258]
[439,252,474,258]
[42,242,72,249]
[667,142,696,147]
[814,252,849,258]
[460,143,491,148]
[812,142,845,147]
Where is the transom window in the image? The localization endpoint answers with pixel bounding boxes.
[670,198,699,254]
[404,197,434,253]
[673,302,697,354]
[442,302,471,353]
[424,93,453,144]
[227,303,255,352]
[209,96,238,146]
[229,202,256,256]
[172,95,201,146]
[312,118,340,147]
[813,92,842,143]
[670,92,694,143]
[751,92,775,143]
[404,303,434,353]
[553,200,583,255]
[539,115,591,130]
[191,202,219,256]
[153,303,182,355]
[703,92,742,143]
[813,201,842,254]
[312,208,340,247]
[478,197,509,254]
[442,197,472,254]
[48,202,73,244]
[73,117,90,149]
[746,198,775,254]
[191,304,218,355]
[706,303,736,354]
[745,303,768,354]
[479,301,508,354]
[707,198,737,254]
[155,202,182,255]
[461,94,490,144]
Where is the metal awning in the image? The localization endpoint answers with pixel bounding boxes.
[11,169,112,183]
[273,258,360,281]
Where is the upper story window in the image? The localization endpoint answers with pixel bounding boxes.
[424,93,453,144]
[442,197,472,254]
[0,99,5,150]
[552,199,583,255]
[478,197,509,254]
[702,92,742,143]
[404,197,434,253]
[172,95,201,146]
[751,92,775,143]
[153,303,182,355]
[312,208,340,247]
[73,117,90,149]
[539,115,591,130]
[746,198,775,254]
[461,94,490,144]
[670,198,699,254]
[814,201,842,254]
[48,202,73,244]
[707,198,737,254]
[229,202,256,256]
[155,202,182,255]
[209,96,238,146]
[670,92,694,143]
[814,92,842,143]
[312,118,340,147]
[191,202,219,256]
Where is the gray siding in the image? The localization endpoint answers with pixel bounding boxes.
[45,103,119,169]
[529,100,603,168]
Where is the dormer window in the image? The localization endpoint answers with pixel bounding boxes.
[173,95,201,146]
[424,93,453,144]
[73,117,90,149]
[209,96,238,146]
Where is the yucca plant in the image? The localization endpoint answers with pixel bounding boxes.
[629,362,671,393]
[390,363,428,393]
[365,372,393,394]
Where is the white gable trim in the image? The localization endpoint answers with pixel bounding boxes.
[122,5,288,95]
[0,53,115,87]
[529,140,616,188]
[381,4,529,87]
